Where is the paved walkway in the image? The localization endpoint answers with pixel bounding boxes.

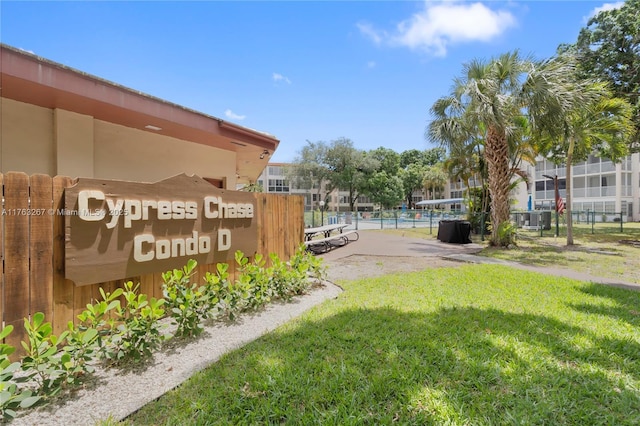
[321,230,640,291]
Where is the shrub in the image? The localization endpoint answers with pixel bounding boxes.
[0,325,39,421]
[496,220,518,247]
[60,321,99,385]
[76,287,123,359]
[109,282,166,363]
[236,252,271,310]
[162,259,211,338]
[267,252,307,300]
[21,312,70,397]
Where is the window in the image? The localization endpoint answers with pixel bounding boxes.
[557,178,566,190]
[267,179,289,193]
[268,166,283,175]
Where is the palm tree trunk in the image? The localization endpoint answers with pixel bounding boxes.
[566,137,575,245]
[485,127,511,246]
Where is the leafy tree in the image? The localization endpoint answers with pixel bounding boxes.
[324,138,375,211]
[422,147,447,167]
[400,148,445,169]
[368,147,401,176]
[287,140,332,206]
[400,149,425,169]
[538,82,634,245]
[428,51,598,246]
[398,148,447,207]
[362,171,404,209]
[561,0,639,149]
[400,163,426,208]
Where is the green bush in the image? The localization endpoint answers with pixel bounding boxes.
[162,259,211,338]
[109,282,166,363]
[76,287,123,359]
[236,252,271,310]
[496,220,518,247]
[21,312,68,396]
[0,325,40,421]
[4,248,327,418]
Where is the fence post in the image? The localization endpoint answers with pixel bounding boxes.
[620,211,623,232]
[412,209,416,228]
[592,211,595,234]
[394,210,398,229]
[537,211,541,237]
[429,210,433,235]
[480,212,485,242]
[355,210,359,230]
[380,210,383,229]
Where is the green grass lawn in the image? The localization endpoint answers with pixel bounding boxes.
[383,223,640,284]
[482,223,640,284]
[126,264,640,425]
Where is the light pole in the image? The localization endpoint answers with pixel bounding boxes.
[542,174,559,237]
[319,200,325,226]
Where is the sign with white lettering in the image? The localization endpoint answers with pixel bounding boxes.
[65,174,257,285]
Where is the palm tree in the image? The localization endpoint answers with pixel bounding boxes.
[428,51,597,246]
[539,83,634,245]
[422,164,448,201]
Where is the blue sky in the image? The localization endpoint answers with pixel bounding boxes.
[1,1,625,162]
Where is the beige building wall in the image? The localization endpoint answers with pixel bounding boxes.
[1,99,237,188]
[93,121,237,186]
[1,98,55,175]
[54,108,95,178]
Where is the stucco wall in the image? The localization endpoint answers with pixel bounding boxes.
[55,108,95,178]
[1,99,238,187]
[1,98,55,175]
[93,120,236,186]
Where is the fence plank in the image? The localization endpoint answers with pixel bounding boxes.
[73,282,95,322]
[3,172,30,350]
[139,273,156,302]
[29,174,54,321]
[2,174,302,337]
[0,173,3,335]
[53,176,75,335]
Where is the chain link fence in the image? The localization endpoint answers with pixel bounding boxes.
[304,208,634,239]
[305,209,465,234]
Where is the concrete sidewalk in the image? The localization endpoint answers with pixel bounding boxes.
[321,230,640,291]
[319,229,484,261]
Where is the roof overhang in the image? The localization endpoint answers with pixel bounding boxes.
[0,44,278,183]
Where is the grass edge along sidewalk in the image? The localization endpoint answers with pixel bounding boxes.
[125,263,640,425]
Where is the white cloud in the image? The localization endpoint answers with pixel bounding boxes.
[18,47,35,54]
[358,1,516,56]
[367,61,376,69]
[272,72,291,84]
[224,109,246,120]
[356,22,384,45]
[585,2,624,22]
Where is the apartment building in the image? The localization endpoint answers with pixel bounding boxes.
[533,153,640,221]
[444,153,640,222]
[255,163,377,211]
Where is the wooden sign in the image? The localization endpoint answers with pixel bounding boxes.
[65,174,257,285]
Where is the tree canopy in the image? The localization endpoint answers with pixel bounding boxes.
[428,51,599,246]
[560,0,640,149]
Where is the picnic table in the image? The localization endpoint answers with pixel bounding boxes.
[303,224,359,253]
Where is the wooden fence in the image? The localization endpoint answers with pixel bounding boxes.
[0,172,304,352]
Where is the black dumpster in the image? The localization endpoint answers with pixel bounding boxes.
[437,220,472,244]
